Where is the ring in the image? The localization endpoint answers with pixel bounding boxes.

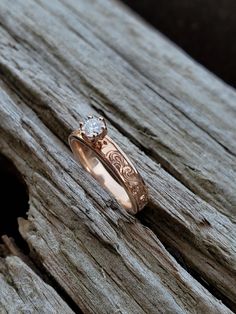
[68,115,148,214]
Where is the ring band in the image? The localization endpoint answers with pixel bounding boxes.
[68,115,148,214]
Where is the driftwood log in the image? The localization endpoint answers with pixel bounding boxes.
[0,237,74,314]
[0,0,236,313]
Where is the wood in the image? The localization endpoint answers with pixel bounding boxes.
[0,0,235,313]
[0,242,74,314]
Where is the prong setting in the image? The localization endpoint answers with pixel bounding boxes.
[80,115,107,143]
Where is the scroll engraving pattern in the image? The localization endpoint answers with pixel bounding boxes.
[106,150,148,209]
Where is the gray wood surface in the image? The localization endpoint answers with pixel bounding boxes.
[0,0,235,313]
[0,240,74,314]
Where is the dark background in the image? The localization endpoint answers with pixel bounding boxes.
[122,0,236,88]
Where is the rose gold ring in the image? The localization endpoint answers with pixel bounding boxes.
[68,115,148,214]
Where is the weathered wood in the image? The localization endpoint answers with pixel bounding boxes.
[0,0,235,313]
[0,253,74,314]
[1,90,231,312]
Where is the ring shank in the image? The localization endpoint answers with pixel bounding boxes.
[69,131,148,214]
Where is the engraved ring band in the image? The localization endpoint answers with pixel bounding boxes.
[68,115,148,214]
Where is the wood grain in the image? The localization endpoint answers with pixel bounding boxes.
[0,0,235,312]
[0,254,74,314]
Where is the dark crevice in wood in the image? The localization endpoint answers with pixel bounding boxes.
[0,154,82,314]
[184,265,236,313]
[164,245,235,312]
[0,154,29,252]
[136,206,236,313]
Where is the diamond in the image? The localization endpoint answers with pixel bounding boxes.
[82,116,106,138]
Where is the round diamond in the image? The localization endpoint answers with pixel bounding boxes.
[82,117,105,138]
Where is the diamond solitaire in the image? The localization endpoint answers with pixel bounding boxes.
[80,116,107,142]
[69,114,148,214]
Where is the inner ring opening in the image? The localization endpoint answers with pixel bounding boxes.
[70,138,133,211]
